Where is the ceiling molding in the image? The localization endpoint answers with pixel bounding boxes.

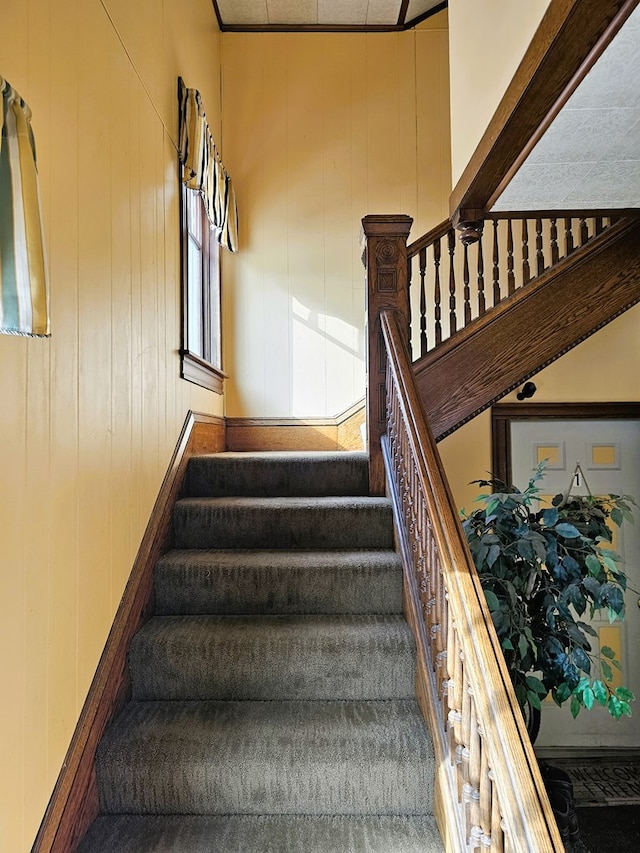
[210,0,447,33]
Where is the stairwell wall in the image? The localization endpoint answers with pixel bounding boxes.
[440,305,640,512]
[220,14,452,418]
[0,1,224,849]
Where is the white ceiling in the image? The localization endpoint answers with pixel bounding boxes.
[492,3,640,212]
[214,0,443,28]
[213,0,640,213]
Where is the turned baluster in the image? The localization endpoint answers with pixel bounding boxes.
[522,219,530,284]
[419,247,427,356]
[463,243,471,326]
[536,218,544,276]
[433,237,442,346]
[468,698,482,839]
[565,217,574,255]
[492,220,500,305]
[506,220,515,295]
[407,256,413,355]
[550,218,559,264]
[477,236,486,316]
[580,217,589,246]
[448,228,457,335]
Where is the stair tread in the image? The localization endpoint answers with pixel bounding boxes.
[78,814,443,853]
[174,497,394,550]
[129,615,416,701]
[154,549,403,615]
[187,450,370,498]
[96,699,434,815]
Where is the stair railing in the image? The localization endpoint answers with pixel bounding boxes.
[380,307,563,852]
[407,213,616,360]
[362,215,562,850]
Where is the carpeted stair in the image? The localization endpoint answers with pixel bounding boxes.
[78,451,442,852]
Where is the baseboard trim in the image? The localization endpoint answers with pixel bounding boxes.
[31,411,225,853]
[226,399,365,451]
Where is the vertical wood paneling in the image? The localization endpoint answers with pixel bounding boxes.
[1,1,224,849]
[221,17,452,418]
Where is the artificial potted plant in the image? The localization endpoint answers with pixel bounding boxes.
[460,462,636,850]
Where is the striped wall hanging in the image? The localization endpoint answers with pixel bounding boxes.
[178,77,238,253]
[0,76,49,337]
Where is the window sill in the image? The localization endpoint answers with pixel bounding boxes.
[180,350,226,394]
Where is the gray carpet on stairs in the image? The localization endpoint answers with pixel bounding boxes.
[79,814,443,852]
[129,614,416,700]
[95,699,434,815]
[154,549,403,615]
[78,451,442,852]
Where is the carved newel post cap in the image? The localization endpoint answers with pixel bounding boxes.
[457,220,484,246]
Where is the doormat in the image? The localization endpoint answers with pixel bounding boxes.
[575,805,640,852]
[549,756,640,807]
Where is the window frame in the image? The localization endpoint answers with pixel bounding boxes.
[179,182,226,394]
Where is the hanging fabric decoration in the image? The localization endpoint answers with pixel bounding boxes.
[0,76,50,336]
[178,77,238,252]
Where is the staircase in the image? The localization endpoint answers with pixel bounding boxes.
[77,451,442,852]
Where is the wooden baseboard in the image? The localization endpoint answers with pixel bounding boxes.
[226,399,365,452]
[31,411,225,853]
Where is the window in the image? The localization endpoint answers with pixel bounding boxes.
[180,184,224,393]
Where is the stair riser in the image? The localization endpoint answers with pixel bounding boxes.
[174,500,394,550]
[129,617,416,701]
[187,452,369,498]
[78,814,443,853]
[95,701,434,816]
[154,553,403,616]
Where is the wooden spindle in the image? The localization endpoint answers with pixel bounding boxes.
[448,228,457,335]
[506,220,515,295]
[522,219,530,284]
[536,218,544,276]
[407,255,413,357]
[580,217,589,246]
[492,220,500,305]
[550,218,559,264]
[565,217,574,255]
[419,247,427,356]
[477,237,485,316]
[595,215,603,235]
[433,237,442,346]
[463,243,471,326]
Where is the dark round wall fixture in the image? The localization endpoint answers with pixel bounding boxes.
[517,381,537,401]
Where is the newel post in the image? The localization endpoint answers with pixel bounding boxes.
[361,214,413,496]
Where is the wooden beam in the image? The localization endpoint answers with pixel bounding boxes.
[450,0,638,222]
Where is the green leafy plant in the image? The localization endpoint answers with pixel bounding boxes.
[461,462,636,725]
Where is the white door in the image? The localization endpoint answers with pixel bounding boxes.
[511,419,640,748]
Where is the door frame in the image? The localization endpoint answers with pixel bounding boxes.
[492,402,640,486]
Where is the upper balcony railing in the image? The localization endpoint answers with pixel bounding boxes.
[406,214,617,361]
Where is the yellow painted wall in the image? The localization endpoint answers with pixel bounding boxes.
[0,1,222,849]
[221,14,451,417]
[448,0,550,183]
[440,305,640,513]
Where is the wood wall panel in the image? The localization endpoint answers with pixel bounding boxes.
[0,1,224,849]
[221,15,451,419]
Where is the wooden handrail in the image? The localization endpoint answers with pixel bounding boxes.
[380,308,563,852]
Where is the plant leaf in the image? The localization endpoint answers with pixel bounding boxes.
[570,695,582,718]
[484,590,500,611]
[601,645,616,660]
[556,522,581,539]
[592,680,607,706]
[583,687,595,710]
